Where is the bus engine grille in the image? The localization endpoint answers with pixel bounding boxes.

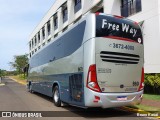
[100,51,140,64]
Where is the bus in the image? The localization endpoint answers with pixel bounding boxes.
[27,13,144,108]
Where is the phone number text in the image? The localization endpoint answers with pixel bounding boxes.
[112,43,134,50]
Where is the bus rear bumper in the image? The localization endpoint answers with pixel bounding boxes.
[85,90,143,108]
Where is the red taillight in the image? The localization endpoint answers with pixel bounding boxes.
[113,15,124,19]
[95,12,100,16]
[134,22,139,25]
[86,64,101,92]
[93,96,100,103]
[138,68,144,91]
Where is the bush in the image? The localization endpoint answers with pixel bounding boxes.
[144,74,160,94]
[18,74,27,80]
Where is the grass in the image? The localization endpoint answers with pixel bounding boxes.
[132,104,160,112]
[130,105,160,112]
[143,94,160,101]
[18,74,27,80]
[10,74,27,84]
[128,94,160,112]
[11,75,25,81]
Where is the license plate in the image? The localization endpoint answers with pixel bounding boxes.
[117,96,127,101]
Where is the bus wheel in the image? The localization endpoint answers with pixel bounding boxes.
[53,86,61,107]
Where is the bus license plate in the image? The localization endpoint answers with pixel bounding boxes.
[117,96,127,101]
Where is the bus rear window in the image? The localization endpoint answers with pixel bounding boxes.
[96,15,143,44]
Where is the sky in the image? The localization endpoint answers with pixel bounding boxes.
[0,0,55,70]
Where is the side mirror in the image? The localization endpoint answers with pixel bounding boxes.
[23,64,29,77]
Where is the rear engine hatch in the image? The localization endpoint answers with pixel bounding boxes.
[95,38,143,93]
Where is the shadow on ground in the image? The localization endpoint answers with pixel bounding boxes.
[31,91,135,118]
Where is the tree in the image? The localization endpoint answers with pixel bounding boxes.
[0,69,2,77]
[0,69,7,77]
[9,54,29,75]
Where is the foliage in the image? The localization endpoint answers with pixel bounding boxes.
[144,73,160,94]
[145,74,160,87]
[6,71,18,76]
[0,69,7,77]
[9,54,29,74]
[19,74,27,80]
[10,75,27,84]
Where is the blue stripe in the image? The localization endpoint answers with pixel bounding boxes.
[30,72,85,107]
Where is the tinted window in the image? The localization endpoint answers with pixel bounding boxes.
[121,0,142,17]
[38,32,40,43]
[63,7,68,23]
[30,21,86,68]
[42,27,45,39]
[96,15,143,44]
[47,21,51,35]
[29,42,31,50]
[35,37,37,46]
[74,0,81,13]
[54,15,58,30]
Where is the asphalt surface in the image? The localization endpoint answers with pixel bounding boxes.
[0,78,156,120]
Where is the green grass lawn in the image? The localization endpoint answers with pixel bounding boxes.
[129,104,160,112]
[134,104,160,112]
[12,75,25,81]
[128,94,160,112]
[143,94,160,101]
[10,74,27,84]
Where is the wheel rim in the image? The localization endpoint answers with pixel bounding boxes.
[54,89,59,103]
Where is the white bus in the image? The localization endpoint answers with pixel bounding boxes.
[27,13,144,108]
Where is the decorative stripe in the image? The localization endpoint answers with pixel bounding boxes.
[104,36,138,43]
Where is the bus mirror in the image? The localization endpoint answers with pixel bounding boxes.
[23,64,29,77]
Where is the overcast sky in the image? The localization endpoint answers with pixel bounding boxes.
[0,0,55,70]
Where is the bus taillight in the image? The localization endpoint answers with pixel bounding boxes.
[113,15,124,19]
[138,68,144,91]
[86,64,101,92]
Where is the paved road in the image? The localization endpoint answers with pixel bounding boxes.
[0,78,156,120]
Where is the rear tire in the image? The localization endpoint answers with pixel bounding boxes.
[53,86,61,107]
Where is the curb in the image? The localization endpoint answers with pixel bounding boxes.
[9,77,27,85]
[121,106,160,119]
[0,83,5,86]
